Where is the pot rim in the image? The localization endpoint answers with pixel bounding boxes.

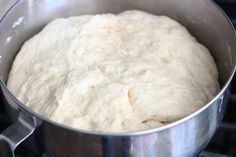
[1,0,236,137]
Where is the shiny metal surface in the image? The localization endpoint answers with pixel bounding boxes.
[0,0,236,157]
[0,140,13,157]
[0,113,36,157]
[0,0,16,18]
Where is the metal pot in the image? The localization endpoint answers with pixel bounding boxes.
[0,0,236,157]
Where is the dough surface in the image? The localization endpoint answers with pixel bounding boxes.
[7,10,219,132]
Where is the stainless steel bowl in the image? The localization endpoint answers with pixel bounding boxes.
[0,0,236,157]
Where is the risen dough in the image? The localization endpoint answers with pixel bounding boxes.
[7,10,219,132]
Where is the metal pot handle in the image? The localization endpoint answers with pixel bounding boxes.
[0,113,37,157]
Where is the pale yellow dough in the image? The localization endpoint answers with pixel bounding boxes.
[7,10,219,132]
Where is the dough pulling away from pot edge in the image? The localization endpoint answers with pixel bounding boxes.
[7,10,219,132]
